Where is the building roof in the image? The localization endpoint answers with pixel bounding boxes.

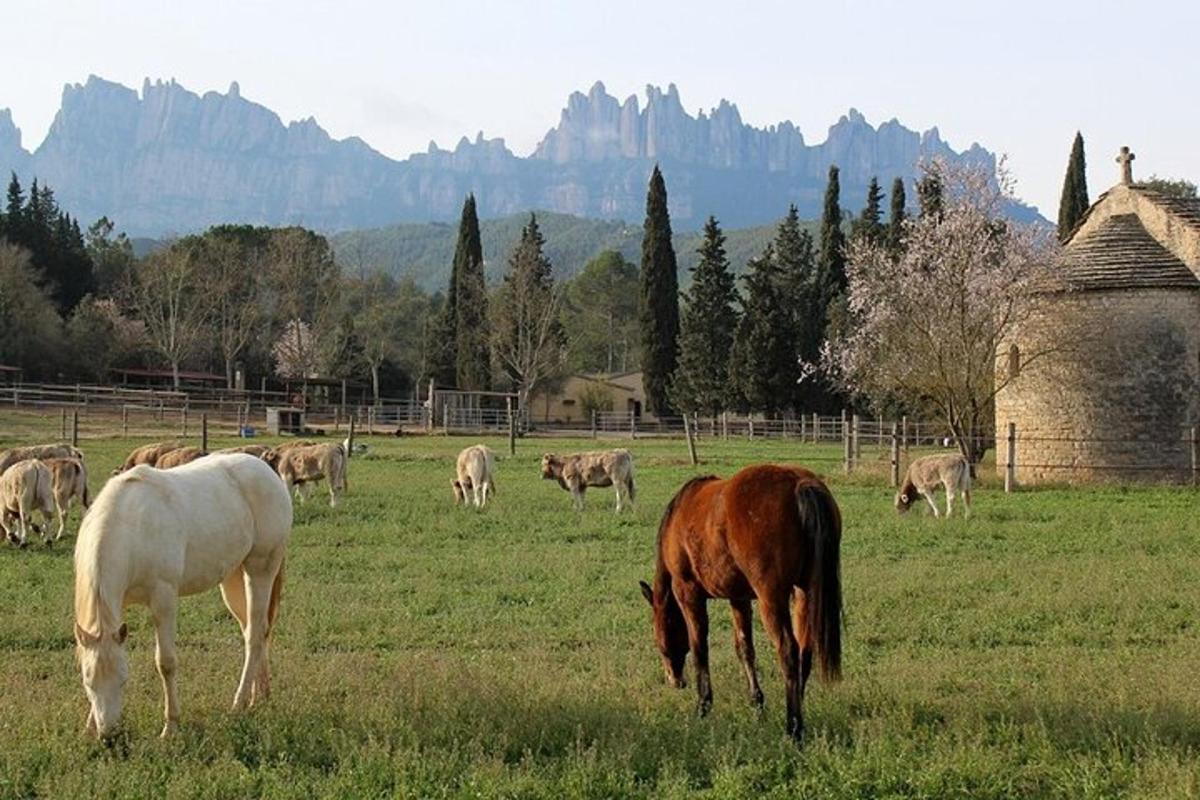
[1133,186,1200,231]
[1056,214,1199,292]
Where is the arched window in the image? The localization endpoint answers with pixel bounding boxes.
[1008,344,1021,379]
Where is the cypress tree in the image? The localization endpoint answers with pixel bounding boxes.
[1056,131,1089,242]
[850,177,886,247]
[887,177,907,256]
[638,165,680,416]
[771,205,814,412]
[917,172,944,219]
[671,216,739,415]
[728,245,791,416]
[815,166,847,311]
[2,173,22,240]
[452,193,491,390]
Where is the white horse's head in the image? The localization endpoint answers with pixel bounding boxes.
[75,622,129,738]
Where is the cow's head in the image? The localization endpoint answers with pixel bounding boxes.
[451,479,466,505]
[894,479,918,513]
[540,454,562,480]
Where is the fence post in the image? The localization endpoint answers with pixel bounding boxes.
[890,422,901,487]
[333,406,340,433]
[426,380,435,434]
[721,411,728,440]
[61,407,67,439]
[367,406,375,436]
[902,415,909,456]
[122,405,128,437]
[507,397,516,456]
[630,411,637,440]
[852,414,861,467]
[591,410,597,439]
[347,417,356,457]
[71,410,79,447]
[181,406,188,437]
[748,418,755,440]
[683,412,698,466]
[442,404,449,434]
[201,413,208,453]
[842,415,851,474]
[1191,426,1198,487]
[1005,422,1017,493]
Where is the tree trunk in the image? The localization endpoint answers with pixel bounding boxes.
[371,363,381,406]
[225,356,234,390]
[172,361,181,391]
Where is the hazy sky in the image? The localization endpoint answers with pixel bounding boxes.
[2,0,1196,217]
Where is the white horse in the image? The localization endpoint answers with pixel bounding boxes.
[73,454,292,738]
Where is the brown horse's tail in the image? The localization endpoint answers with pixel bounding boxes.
[796,481,843,682]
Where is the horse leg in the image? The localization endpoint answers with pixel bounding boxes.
[758,592,803,742]
[231,565,271,710]
[792,588,815,728]
[221,568,270,702]
[731,598,764,708]
[149,587,181,737]
[677,588,713,717]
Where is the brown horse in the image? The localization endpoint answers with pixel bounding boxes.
[639,464,843,742]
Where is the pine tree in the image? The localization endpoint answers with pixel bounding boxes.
[671,216,739,415]
[1,173,22,240]
[638,165,680,416]
[728,245,791,415]
[1056,131,1089,242]
[771,206,814,412]
[887,177,907,256]
[452,194,490,390]
[849,177,886,247]
[917,172,944,219]
[815,166,847,311]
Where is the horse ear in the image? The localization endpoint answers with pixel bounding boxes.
[114,623,128,644]
[639,580,653,605]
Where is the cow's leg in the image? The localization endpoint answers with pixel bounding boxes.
[328,477,339,508]
[731,597,764,708]
[571,482,585,511]
[963,486,972,518]
[922,490,940,518]
[943,481,954,518]
[759,590,803,742]
[150,587,181,736]
[55,494,68,541]
[676,585,713,717]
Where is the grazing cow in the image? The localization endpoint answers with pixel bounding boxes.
[217,444,272,459]
[453,445,495,507]
[0,443,83,476]
[74,454,292,738]
[114,441,185,474]
[896,453,972,518]
[155,446,207,470]
[0,459,55,546]
[541,449,635,512]
[42,457,90,540]
[264,442,347,507]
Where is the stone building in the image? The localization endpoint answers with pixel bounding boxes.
[995,149,1200,483]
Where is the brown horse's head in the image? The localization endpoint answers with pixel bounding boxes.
[639,580,689,688]
[894,478,918,513]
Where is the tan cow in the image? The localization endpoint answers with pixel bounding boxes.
[0,443,83,475]
[217,444,272,459]
[42,457,90,540]
[540,449,635,512]
[452,444,495,507]
[155,447,207,470]
[0,459,55,546]
[265,442,347,507]
[114,441,185,474]
[895,453,972,518]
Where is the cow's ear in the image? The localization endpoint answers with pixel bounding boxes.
[114,623,128,644]
[639,580,653,605]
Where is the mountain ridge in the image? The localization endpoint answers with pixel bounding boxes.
[0,76,1040,236]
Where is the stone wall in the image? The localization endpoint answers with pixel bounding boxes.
[995,289,1200,483]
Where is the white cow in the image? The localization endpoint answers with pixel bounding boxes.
[895,453,972,518]
[453,444,496,508]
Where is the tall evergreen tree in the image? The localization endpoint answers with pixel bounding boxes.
[849,177,886,247]
[815,166,847,311]
[638,165,680,416]
[917,172,944,219]
[728,245,792,416]
[452,194,491,390]
[887,177,907,256]
[671,216,739,415]
[2,173,23,240]
[771,206,814,412]
[1056,131,1089,242]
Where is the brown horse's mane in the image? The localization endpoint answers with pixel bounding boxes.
[656,474,720,549]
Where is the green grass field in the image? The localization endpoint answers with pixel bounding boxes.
[1,421,1198,799]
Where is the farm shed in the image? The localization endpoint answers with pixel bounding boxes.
[266,406,306,435]
[996,149,1200,483]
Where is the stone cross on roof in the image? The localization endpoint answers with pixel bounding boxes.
[1116,146,1135,185]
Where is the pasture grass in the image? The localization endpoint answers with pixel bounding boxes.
[0,420,1198,798]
